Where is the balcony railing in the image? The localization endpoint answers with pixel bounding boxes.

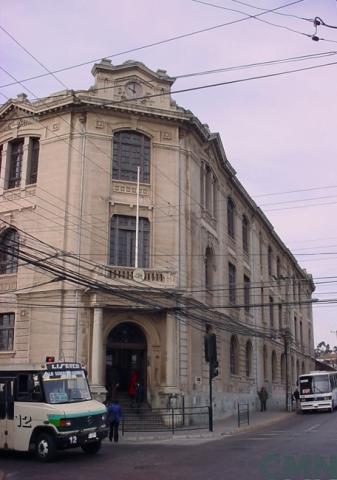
[93,265,177,287]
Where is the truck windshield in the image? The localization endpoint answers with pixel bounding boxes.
[299,375,330,395]
[42,369,91,404]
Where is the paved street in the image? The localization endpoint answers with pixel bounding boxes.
[1,411,337,480]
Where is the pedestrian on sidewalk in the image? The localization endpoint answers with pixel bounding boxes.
[258,386,268,412]
[107,399,122,443]
[292,387,300,412]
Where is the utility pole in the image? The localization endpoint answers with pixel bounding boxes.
[204,332,219,432]
[283,328,292,411]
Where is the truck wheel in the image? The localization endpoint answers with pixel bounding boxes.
[35,432,57,462]
[81,440,101,455]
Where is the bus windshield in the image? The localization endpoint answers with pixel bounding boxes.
[42,369,91,404]
[299,375,330,395]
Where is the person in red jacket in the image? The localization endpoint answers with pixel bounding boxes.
[128,371,139,406]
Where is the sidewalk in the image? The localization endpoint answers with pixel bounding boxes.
[108,409,294,444]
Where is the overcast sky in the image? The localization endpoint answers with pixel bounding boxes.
[1,0,337,347]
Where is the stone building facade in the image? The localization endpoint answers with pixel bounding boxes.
[0,59,315,416]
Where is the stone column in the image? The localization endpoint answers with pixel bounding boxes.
[0,143,7,193]
[166,314,177,388]
[90,307,106,401]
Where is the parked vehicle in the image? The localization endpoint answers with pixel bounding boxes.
[0,362,108,461]
[299,371,337,413]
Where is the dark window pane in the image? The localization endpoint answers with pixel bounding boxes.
[27,138,39,185]
[109,215,149,268]
[0,313,15,351]
[8,139,24,188]
[112,131,150,183]
[0,229,19,274]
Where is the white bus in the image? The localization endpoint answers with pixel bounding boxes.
[299,371,337,413]
[0,362,108,461]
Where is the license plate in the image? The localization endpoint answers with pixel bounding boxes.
[88,432,97,439]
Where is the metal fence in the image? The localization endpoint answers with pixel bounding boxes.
[238,403,250,427]
[121,406,211,434]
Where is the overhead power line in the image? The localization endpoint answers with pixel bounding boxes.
[0,0,304,89]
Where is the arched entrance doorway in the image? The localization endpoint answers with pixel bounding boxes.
[106,322,147,401]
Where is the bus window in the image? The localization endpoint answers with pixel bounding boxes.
[0,381,14,419]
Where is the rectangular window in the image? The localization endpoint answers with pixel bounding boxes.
[268,246,273,277]
[8,139,24,189]
[112,132,150,183]
[228,262,236,305]
[294,316,298,342]
[27,138,39,185]
[244,275,250,313]
[269,296,274,328]
[242,216,249,255]
[0,313,15,351]
[110,215,149,268]
[227,198,235,239]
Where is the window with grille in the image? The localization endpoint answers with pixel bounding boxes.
[244,275,250,313]
[268,246,273,276]
[227,197,235,239]
[228,262,236,305]
[230,335,239,375]
[205,247,215,291]
[112,131,150,183]
[0,313,15,351]
[27,138,40,185]
[8,139,24,188]
[109,215,149,268]
[0,229,19,274]
[245,341,252,377]
[242,215,249,254]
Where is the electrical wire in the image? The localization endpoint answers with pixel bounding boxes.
[0,0,304,89]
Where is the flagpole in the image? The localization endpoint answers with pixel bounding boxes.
[135,166,140,269]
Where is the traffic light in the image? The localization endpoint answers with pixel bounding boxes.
[204,333,217,364]
[46,356,55,363]
[210,361,219,379]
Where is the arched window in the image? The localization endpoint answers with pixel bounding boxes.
[296,359,300,381]
[227,197,235,239]
[242,215,249,254]
[272,350,277,382]
[112,131,150,183]
[109,215,149,268]
[0,229,19,274]
[205,246,215,291]
[263,345,268,380]
[281,353,286,383]
[245,340,253,377]
[230,335,239,375]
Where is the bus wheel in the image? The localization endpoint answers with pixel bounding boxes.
[81,440,101,455]
[35,432,56,462]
